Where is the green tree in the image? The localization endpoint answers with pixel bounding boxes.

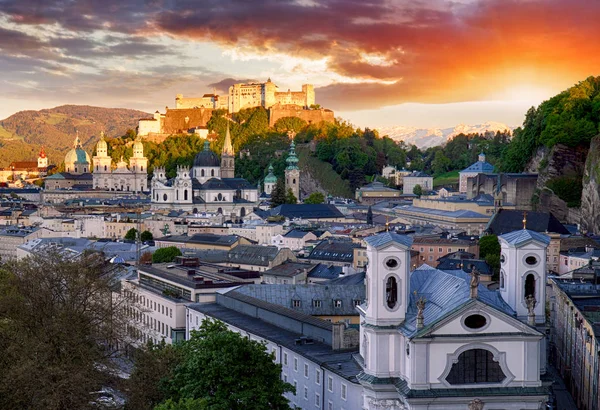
[273,117,307,134]
[270,179,287,207]
[285,188,298,204]
[152,247,182,263]
[125,227,138,241]
[413,184,423,197]
[160,319,294,409]
[141,230,154,242]
[0,251,131,410]
[304,191,324,204]
[431,151,452,176]
[479,235,501,276]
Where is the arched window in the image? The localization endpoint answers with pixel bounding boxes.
[446,349,505,385]
[193,208,198,214]
[141,166,143,171]
[385,276,398,309]
[500,271,505,289]
[163,193,167,201]
[525,274,535,298]
[176,190,179,200]
[240,207,246,217]
[217,193,223,201]
[201,169,205,177]
[96,165,99,171]
[293,178,296,184]
[217,207,223,214]
[211,169,215,177]
[184,190,188,201]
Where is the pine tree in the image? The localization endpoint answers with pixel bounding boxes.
[270,179,287,207]
[285,188,297,204]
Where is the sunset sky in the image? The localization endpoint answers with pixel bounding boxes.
[1,0,599,128]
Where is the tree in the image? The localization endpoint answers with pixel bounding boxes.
[304,191,325,204]
[140,230,154,242]
[152,247,182,263]
[413,184,423,197]
[270,178,287,207]
[0,251,132,410]
[367,206,373,225]
[125,227,138,241]
[479,235,501,277]
[160,319,294,409]
[285,188,297,204]
[140,251,153,265]
[126,341,183,410]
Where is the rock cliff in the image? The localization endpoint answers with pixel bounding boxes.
[526,143,588,224]
[581,135,600,233]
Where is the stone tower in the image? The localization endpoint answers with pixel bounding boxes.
[221,123,235,179]
[174,165,192,204]
[129,135,148,192]
[285,140,300,203]
[93,132,112,173]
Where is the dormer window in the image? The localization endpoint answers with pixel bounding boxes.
[312,300,322,308]
[334,299,342,308]
[353,299,361,306]
[292,300,301,308]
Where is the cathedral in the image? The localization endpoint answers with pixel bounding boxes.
[358,228,550,409]
[150,125,258,216]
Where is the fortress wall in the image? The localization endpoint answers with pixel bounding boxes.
[269,106,335,127]
[275,91,308,107]
[161,108,214,134]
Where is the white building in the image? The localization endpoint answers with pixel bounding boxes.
[459,152,494,193]
[93,132,148,192]
[271,229,317,251]
[402,171,433,194]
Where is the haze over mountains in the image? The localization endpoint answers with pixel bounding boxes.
[377,121,514,148]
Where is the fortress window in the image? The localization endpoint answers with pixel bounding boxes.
[525,274,535,298]
[385,276,398,309]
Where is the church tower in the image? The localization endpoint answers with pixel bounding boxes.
[498,226,550,325]
[129,135,148,192]
[264,163,277,195]
[92,131,113,190]
[37,147,48,175]
[220,123,235,179]
[285,140,300,203]
[173,165,192,204]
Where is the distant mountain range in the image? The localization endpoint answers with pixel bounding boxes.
[0,105,147,167]
[376,121,515,148]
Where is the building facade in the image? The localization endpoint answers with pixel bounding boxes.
[92,133,148,192]
[402,171,433,194]
[459,152,495,193]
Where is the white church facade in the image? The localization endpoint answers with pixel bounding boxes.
[150,126,259,217]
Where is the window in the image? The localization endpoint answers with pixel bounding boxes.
[525,274,535,298]
[353,299,361,306]
[294,357,298,371]
[341,383,347,400]
[315,393,321,408]
[385,258,398,268]
[464,314,487,329]
[446,349,505,385]
[315,369,321,385]
[313,300,322,308]
[429,247,433,252]
[304,363,309,378]
[292,300,301,308]
[428,255,433,261]
[448,248,452,252]
[284,352,288,366]
[525,256,537,266]
[385,276,398,309]
[334,300,342,308]
[327,376,333,392]
[438,248,443,253]
[328,401,333,410]
[293,381,297,396]
[304,386,308,400]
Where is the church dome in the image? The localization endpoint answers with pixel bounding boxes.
[65,147,90,165]
[264,164,277,183]
[193,140,220,167]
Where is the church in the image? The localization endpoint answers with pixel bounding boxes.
[150,125,259,216]
[358,227,550,409]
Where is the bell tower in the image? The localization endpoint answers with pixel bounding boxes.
[221,123,235,179]
[284,140,300,203]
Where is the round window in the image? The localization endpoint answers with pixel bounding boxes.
[525,256,537,266]
[500,254,506,264]
[385,258,399,269]
[464,314,487,330]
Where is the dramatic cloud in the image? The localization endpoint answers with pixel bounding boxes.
[208,78,259,93]
[1,0,600,118]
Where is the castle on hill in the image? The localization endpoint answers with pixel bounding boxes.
[138,78,334,137]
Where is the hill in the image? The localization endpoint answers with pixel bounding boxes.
[0,105,148,167]
[377,121,513,148]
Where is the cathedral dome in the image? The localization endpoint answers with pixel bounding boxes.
[264,164,277,183]
[65,147,90,165]
[193,140,220,167]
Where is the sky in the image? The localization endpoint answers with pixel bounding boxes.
[0,0,599,128]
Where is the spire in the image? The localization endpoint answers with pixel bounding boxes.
[522,211,528,230]
[203,140,210,151]
[285,140,299,170]
[74,131,81,148]
[223,123,234,156]
[39,146,46,158]
[100,130,105,140]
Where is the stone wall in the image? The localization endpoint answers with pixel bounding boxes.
[269,106,335,127]
[581,135,600,233]
[161,108,214,134]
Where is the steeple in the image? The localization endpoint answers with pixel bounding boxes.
[285,140,299,170]
[222,123,234,156]
[285,140,300,202]
[74,131,82,148]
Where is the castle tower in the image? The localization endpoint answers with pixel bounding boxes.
[285,140,300,203]
[264,163,277,195]
[498,227,550,325]
[360,232,413,378]
[129,135,148,192]
[174,165,193,204]
[302,84,315,107]
[221,123,235,179]
[263,78,277,108]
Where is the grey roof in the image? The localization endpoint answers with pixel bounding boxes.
[308,264,343,280]
[221,178,255,190]
[284,229,313,239]
[263,262,317,278]
[486,209,569,235]
[460,159,495,174]
[231,283,364,316]
[158,233,240,246]
[405,171,432,178]
[227,245,282,266]
[193,146,220,167]
[188,302,361,382]
[395,205,488,219]
[269,204,344,219]
[357,181,399,192]
[201,178,234,190]
[437,258,492,275]
[365,231,413,249]
[320,271,366,285]
[499,229,551,247]
[399,265,515,338]
[0,226,41,237]
[307,240,361,263]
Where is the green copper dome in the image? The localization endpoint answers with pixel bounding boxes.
[285,141,299,170]
[264,163,277,183]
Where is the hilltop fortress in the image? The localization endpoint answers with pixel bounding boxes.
[138,79,333,137]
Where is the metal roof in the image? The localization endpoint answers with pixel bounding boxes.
[499,229,551,247]
[365,231,413,249]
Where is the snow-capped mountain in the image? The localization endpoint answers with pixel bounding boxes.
[376,121,514,148]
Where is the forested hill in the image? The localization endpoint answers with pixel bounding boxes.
[0,105,147,167]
